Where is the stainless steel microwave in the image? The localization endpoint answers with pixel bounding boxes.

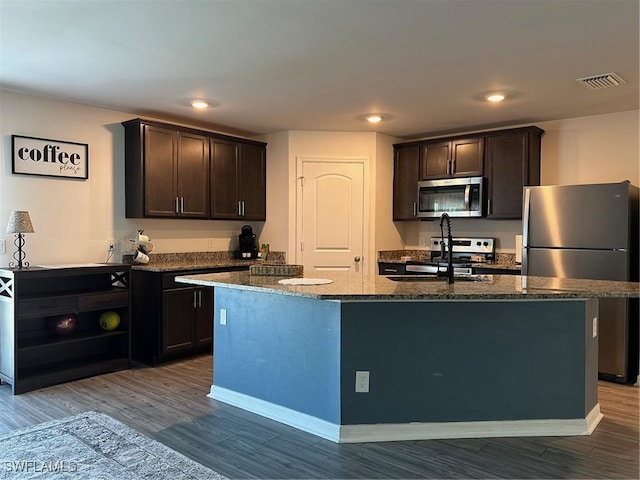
[417,176,483,218]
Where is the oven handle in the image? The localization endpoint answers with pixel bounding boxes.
[464,184,471,210]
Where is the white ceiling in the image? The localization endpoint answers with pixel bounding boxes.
[1,0,638,139]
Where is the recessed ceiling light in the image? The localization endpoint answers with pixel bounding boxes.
[191,100,210,109]
[365,114,383,123]
[485,94,505,103]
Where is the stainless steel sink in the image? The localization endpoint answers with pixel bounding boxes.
[386,275,494,283]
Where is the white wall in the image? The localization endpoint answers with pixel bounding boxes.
[2,90,636,265]
[540,110,639,186]
[255,130,289,253]
[375,133,405,251]
[405,110,640,252]
[0,90,266,265]
[275,130,402,274]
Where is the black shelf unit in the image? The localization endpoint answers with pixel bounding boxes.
[0,264,131,394]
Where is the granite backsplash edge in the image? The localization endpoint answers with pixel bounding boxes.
[378,250,519,267]
[122,251,286,266]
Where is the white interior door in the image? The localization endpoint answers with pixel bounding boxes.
[297,158,365,276]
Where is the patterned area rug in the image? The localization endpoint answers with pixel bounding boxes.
[0,411,225,479]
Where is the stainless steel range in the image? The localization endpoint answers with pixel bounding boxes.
[405,237,495,276]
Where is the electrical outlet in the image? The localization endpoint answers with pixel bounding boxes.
[208,238,216,248]
[355,371,370,393]
[0,239,5,254]
[419,236,427,247]
[220,308,227,325]
[106,238,115,251]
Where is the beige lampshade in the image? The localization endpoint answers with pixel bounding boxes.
[6,211,35,234]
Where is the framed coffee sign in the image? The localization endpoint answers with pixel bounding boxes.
[12,135,89,179]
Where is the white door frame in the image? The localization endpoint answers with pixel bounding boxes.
[294,156,372,276]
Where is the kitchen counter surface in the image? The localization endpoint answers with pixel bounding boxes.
[176,271,639,300]
[377,251,521,271]
[471,262,521,271]
[124,251,286,273]
[130,259,258,272]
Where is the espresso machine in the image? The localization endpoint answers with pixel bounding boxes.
[234,225,258,259]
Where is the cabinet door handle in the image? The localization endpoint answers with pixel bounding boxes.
[175,197,180,213]
[192,291,197,308]
[413,201,417,217]
[238,201,242,216]
[451,158,456,175]
[241,201,245,216]
[488,199,492,214]
[180,197,185,213]
[198,290,202,307]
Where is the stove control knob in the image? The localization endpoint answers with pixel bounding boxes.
[476,241,481,246]
[433,241,439,246]
[483,241,489,246]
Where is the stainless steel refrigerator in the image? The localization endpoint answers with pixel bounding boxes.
[522,181,639,383]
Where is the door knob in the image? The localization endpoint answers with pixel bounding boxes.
[354,256,361,263]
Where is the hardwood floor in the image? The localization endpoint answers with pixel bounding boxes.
[0,355,638,479]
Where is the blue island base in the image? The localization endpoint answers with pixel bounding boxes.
[210,288,601,443]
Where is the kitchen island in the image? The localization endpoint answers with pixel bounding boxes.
[176,271,639,443]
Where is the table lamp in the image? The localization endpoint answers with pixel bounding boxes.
[6,210,34,269]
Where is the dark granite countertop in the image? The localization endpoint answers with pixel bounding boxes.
[377,250,521,271]
[176,271,640,301]
[124,251,286,273]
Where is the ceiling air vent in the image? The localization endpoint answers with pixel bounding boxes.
[576,72,626,90]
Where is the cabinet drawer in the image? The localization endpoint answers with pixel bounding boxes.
[378,263,407,275]
[18,296,77,317]
[79,290,129,311]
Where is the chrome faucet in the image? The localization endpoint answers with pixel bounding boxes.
[439,213,454,284]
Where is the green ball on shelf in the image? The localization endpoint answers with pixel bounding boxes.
[99,311,120,331]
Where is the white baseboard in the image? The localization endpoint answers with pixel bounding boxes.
[209,385,341,442]
[209,385,603,443]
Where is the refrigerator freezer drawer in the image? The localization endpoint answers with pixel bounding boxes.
[524,248,629,281]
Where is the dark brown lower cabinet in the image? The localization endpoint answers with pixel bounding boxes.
[131,266,246,365]
[162,286,213,354]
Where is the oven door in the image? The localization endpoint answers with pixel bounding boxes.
[417,177,483,218]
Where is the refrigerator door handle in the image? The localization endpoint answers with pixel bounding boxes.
[522,188,531,274]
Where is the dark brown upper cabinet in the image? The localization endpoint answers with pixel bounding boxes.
[484,126,544,220]
[210,140,266,220]
[123,118,266,220]
[123,119,209,218]
[393,126,543,221]
[393,143,420,220]
[421,137,483,180]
